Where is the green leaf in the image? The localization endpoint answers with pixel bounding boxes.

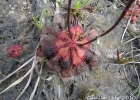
[56,0,64,5]
[33,9,48,30]
[33,15,41,29]
[75,0,92,10]
[79,34,83,38]
[44,59,48,62]
[137,87,140,98]
[93,89,100,94]
[0,35,5,39]
[13,58,20,63]
[119,55,132,64]
[80,0,92,8]
[88,88,100,94]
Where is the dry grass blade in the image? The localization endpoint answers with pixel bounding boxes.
[29,65,42,100]
[123,35,140,44]
[126,61,140,64]
[0,56,34,84]
[134,66,140,85]
[46,75,55,81]
[130,87,139,96]
[121,15,132,43]
[15,70,33,100]
[124,49,140,55]
[117,0,126,7]
[130,65,140,97]
[56,0,60,13]
[121,0,138,43]
[35,65,55,81]
[0,57,36,94]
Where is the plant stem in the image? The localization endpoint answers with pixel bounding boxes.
[80,0,135,46]
[67,0,72,39]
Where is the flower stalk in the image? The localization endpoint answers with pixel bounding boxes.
[67,0,72,39]
[79,0,135,46]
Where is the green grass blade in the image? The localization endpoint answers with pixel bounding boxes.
[80,0,92,8]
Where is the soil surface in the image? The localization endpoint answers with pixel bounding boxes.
[0,0,140,100]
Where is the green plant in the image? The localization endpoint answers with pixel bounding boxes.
[13,58,20,64]
[117,49,132,64]
[33,9,51,30]
[56,0,64,6]
[82,88,100,100]
[0,35,5,39]
[43,59,48,63]
[33,15,44,30]
[137,87,140,98]
[74,0,92,10]
[88,88,100,94]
